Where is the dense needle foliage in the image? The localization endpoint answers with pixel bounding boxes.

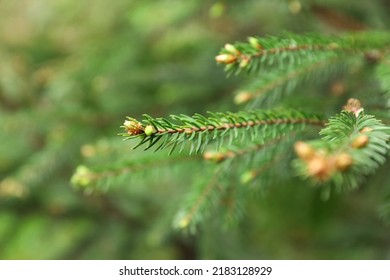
[1,0,390,259]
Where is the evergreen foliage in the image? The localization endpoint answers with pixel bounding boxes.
[121,109,323,154]
[294,110,389,192]
[108,32,390,232]
[2,0,390,259]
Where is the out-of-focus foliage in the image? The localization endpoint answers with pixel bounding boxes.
[1,0,390,259]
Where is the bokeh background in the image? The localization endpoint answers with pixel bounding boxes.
[1,0,390,259]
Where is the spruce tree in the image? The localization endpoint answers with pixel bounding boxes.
[1,0,390,259]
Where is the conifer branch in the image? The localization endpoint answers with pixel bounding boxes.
[121,110,324,154]
[234,54,344,106]
[202,136,285,163]
[71,153,200,192]
[174,167,224,232]
[174,148,288,231]
[294,99,390,190]
[216,32,390,75]
[240,153,285,185]
[1,131,83,198]
[114,32,390,231]
[219,183,245,228]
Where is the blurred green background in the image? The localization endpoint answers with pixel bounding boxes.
[1,0,390,259]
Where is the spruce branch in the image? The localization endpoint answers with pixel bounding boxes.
[121,109,324,154]
[216,32,390,75]
[234,54,345,106]
[174,147,288,232]
[219,183,246,229]
[202,135,286,163]
[71,153,200,193]
[239,153,285,185]
[173,167,224,232]
[293,99,390,190]
[114,31,390,231]
[0,127,85,198]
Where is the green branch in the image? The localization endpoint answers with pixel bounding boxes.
[216,32,390,75]
[294,103,390,190]
[71,153,200,192]
[121,109,324,154]
[235,54,345,106]
[203,136,286,163]
[174,169,222,231]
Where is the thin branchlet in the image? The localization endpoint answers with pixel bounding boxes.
[154,117,324,135]
[122,110,325,154]
[236,55,343,104]
[217,32,390,75]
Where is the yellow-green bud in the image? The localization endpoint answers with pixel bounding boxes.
[248,37,262,49]
[240,170,257,184]
[203,151,225,163]
[239,57,250,68]
[215,54,237,64]
[224,44,240,55]
[144,125,155,136]
[71,165,95,188]
[234,91,252,104]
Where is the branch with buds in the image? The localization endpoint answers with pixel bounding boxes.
[293,99,390,188]
[121,109,324,154]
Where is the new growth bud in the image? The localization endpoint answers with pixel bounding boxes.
[248,37,262,49]
[240,170,257,184]
[294,140,355,182]
[239,57,250,68]
[307,156,333,181]
[203,151,226,163]
[144,125,155,136]
[123,118,144,135]
[234,91,252,105]
[294,141,315,161]
[70,165,96,188]
[215,54,237,64]
[351,135,369,149]
[335,153,353,171]
[224,44,240,55]
[343,98,363,117]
